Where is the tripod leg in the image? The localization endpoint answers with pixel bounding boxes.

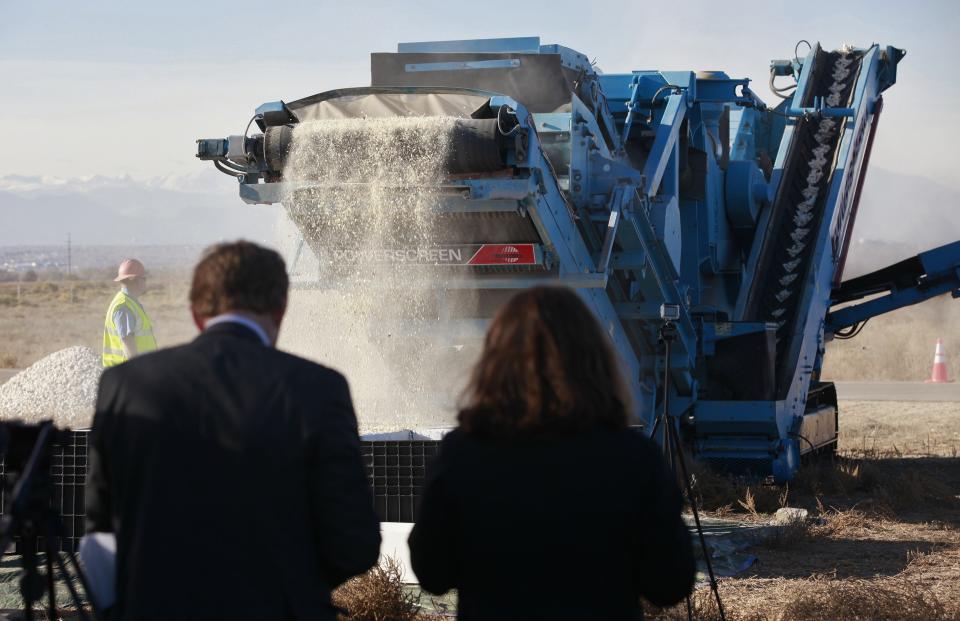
[44,538,57,621]
[22,541,37,621]
[45,510,101,621]
[666,415,726,621]
[64,548,103,621]
[659,323,726,621]
[53,552,93,621]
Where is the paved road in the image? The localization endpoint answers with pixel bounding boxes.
[833,380,960,402]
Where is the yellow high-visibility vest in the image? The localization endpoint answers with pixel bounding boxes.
[103,291,157,367]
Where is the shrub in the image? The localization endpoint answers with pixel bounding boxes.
[332,558,443,621]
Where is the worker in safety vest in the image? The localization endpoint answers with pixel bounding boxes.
[103,258,157,367]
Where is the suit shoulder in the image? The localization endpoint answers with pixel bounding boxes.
[274,349,345,380]
[268,350,351,399]
[109,344,193,378]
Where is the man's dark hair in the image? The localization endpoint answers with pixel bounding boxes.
[189,241,289,318]
[458,286,631,439]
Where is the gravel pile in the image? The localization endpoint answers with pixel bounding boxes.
[0,346,102,428]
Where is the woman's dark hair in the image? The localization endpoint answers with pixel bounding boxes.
[458,286,631,438]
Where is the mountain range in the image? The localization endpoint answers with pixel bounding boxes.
[0,171,277,247]
[0,167,957,276]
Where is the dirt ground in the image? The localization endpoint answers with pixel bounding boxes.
[652,401,960,621]
[0,277,196,369]
[1,277,959,619]
[2,275,957,383]
[840,400,960,457]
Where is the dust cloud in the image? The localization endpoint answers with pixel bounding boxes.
[275,117,481,433]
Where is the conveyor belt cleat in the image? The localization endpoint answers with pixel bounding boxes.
[814,128,835,144]
[783,258,802,272]
[828,83,847,96]
[812,144,831,158]
[786,242,806,257]
[832,67,851,81]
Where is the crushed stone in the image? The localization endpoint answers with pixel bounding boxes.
[0,346,102,429]
[277,116,478,433]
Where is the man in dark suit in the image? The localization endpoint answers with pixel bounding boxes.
[86,240,381,621]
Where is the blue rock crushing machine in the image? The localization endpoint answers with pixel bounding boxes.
[198,37,960,482]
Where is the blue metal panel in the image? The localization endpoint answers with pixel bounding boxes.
[695,76,755,105]
[922,241,960,275]
[398,37,541,54]
[695,400,779,431]
[596,74,639,106]
[776,46,891,444]
[660,71,696,102]
[641,93,686,197]
[826,241,960,332]
[405,59,521,72]
[537,44,593,72]
[530,113,571,132]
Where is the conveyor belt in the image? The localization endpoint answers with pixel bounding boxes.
[745,48,862,392]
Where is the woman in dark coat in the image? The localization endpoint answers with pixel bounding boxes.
[409,286,695,620]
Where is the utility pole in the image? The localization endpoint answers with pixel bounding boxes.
[66,232,72,278]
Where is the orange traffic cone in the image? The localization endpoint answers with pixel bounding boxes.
[925,339,950,383]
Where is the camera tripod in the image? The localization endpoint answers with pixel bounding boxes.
[650,320,726,621]
[0,421,101,621]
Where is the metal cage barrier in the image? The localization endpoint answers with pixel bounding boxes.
[0,430,441,553]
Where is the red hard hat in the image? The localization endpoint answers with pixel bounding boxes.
[114,258,146,282]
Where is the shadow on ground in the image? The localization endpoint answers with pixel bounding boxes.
[746,537,948,579]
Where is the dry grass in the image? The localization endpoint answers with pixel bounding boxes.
[689,462,791,517]
[0,275,197,369]
[689,402,960,523]
[644,588,759,621]
[777,577,953,621]
[677,402,960,621]
[645,521,960,620]
[332,558,444,621]
[6,272,957,381]
[839,400,960,458]
[791,454,960,518]
[822,295,959,381]
[695,450,960,524]
[645,576,959,621]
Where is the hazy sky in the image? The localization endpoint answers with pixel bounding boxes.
[3,0,958,189]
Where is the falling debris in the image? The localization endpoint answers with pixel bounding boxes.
[277,116,477,433]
